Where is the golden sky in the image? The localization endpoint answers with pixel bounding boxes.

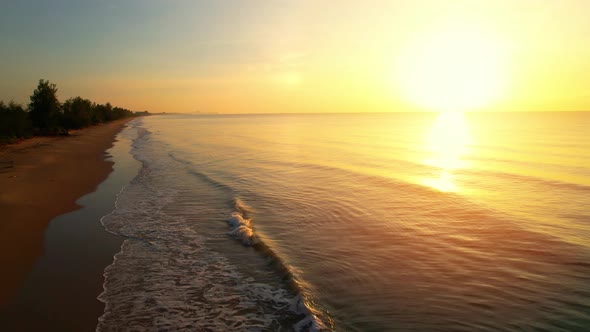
[1,0,589,113]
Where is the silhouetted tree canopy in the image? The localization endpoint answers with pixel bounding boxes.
[0,101,32,139]
[93,102,112,124]
[0,79,146,141]
[28,79,62,134]
[62,97,93,129]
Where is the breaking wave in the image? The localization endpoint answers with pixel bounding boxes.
[97,121,333,331]
[226,197,332,331]
[227,198,256,246]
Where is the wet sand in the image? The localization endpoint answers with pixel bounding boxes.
[0,119,133,307]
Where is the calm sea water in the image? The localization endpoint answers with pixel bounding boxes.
[99,112,590,331]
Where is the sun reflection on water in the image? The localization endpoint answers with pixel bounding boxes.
[423,111,471,192]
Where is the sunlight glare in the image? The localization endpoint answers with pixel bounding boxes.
[423,111,471,192]
[274,72,302,87]
[395,24,507,112]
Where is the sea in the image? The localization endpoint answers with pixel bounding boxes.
[97,112,590,331]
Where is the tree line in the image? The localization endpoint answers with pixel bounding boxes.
[1,79,148,141]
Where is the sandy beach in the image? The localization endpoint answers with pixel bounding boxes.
[0,118,132,307]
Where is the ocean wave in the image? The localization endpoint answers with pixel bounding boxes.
[169,151,237,194]
[98,177,299,330]
[226,197,332,331]
[227,198,256,246]
[98,122,332,331]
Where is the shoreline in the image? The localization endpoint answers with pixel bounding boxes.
[0,118,134,307]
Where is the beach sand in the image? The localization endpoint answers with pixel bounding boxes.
[0,118,133,307]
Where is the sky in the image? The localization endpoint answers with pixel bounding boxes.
[1,0,590,113]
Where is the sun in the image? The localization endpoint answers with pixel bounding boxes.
[394,25,507,112]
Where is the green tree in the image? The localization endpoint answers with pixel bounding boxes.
[63,96,92,129]
[0,101,32,139]
[92,102,114,123]
[112,106,133,119]
[28,79,62,133]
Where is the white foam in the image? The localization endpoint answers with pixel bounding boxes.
[98,120,331,331]
[224,199,331,331]
[227,211,256,246]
